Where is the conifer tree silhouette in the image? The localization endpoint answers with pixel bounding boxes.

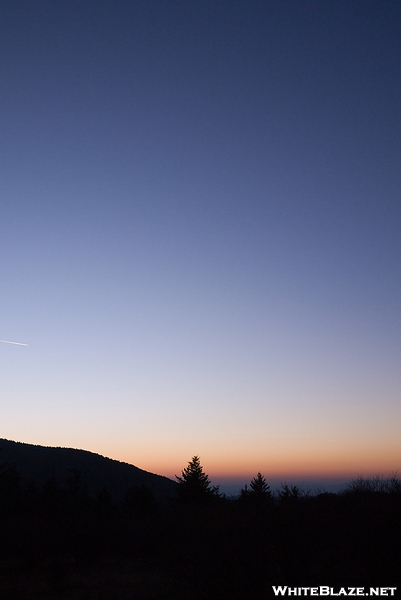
[249,472,271,498]
[278,483,302,504]
[240,472,272,504]
[0,450,21,514]
[176,456,220,504]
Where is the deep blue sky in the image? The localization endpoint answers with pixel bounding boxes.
[1,0,400,487]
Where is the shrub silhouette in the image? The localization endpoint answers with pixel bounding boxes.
[344,472,401,496]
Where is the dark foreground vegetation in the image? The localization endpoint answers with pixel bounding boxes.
[1,454,400,599]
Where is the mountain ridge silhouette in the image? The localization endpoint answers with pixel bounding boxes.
[0,438,177,502]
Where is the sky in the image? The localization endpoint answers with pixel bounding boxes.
[1,0,400,493]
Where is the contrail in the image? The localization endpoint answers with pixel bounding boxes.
[0,340,29,346]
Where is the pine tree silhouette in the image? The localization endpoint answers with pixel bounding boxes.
[176,456,220,504]
[240,472,272,505]
[249,472,271,498]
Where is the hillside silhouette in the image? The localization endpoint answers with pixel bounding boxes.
[0,448,400,598]
[0,438,177,502]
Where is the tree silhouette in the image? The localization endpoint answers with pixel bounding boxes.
[278,483,303,504]
[121,484,156,517]
[0,451,22,514]
[95,485,114,514]
[250,472,271,497]
[240,472,272,504]
[176,456,220,504]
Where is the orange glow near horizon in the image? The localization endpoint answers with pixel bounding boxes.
[108,443,400,484]
[8,415,400,487]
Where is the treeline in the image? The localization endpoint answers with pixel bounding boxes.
[0,455,158,519]
[0,455,400,599]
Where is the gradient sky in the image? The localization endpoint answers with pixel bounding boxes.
[1,0,400,491]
